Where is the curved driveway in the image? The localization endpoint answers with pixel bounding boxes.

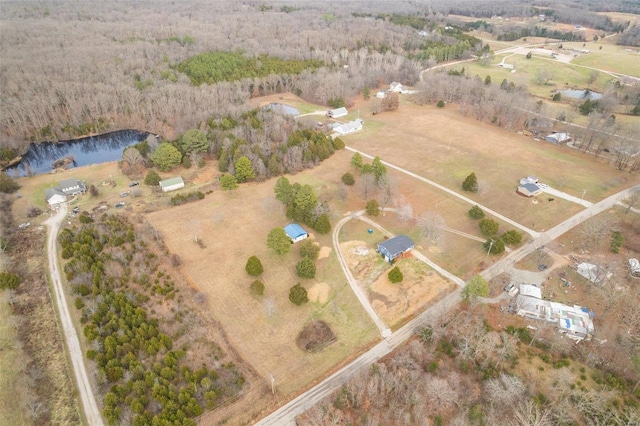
[255,179,639,425]
[45,205,104,426]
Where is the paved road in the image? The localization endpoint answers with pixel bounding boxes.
[255,181,640,425]
[346,146,540,238]
[44,205,104,426]
[332,211,391,337]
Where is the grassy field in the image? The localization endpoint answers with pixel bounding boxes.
[569,43,640,77]
[0,293,29,426]
[146,152,380,399]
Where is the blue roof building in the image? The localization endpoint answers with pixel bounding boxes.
[377,235,415,263]
[284,223,309,243]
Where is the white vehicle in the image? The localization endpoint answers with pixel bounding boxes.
[19,222,31,229]
[538,183,549,189]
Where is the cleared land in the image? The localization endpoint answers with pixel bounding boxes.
[0,293,28,426]
[146,151,380,401]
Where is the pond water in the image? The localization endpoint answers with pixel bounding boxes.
[263,103,300,115]
[5,130,148,177]
[557,89,603,100]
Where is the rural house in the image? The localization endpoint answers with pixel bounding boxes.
[44,178,86,208]
[545,132,571,144]
[332,118,364,135]
[326,107,348,119]
[389,81,404,93]
[377,235,415,263]
[45,187,67,207]
[159,176,185,192]
[59,178,86,196]
[284,223,309,243]
[516,294,595,341]
[516,183,543,197]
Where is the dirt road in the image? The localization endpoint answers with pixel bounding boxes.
[44,205,103,426]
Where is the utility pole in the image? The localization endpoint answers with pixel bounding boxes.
[486,239,495,258]
[581,189,586,204]
[269,374,275,395]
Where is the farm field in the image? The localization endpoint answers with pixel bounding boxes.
[346,98,636,228]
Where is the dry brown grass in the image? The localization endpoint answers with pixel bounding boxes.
[146,151,380,407]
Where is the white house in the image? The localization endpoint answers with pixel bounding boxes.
[333,118,364,135]
[389,82,404,93]
[326,107,348,119]
[45,188,67,207]
[159,176,185,192]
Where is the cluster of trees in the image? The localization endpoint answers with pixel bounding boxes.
[176,51,323,86]
[58,215,244,424]
[467,205,522,255]
[300,301,640,425]
[496,26,586,42]
[274,177,331,234]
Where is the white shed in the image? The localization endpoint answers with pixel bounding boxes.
[159,176,185,193]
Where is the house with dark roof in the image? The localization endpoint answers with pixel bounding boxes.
[44,178,85,208]
[377,235,415,263]
[517,183,542,197]
[284,223,309,243]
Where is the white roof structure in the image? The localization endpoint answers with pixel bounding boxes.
[576,262,611,284]
[628,258,640,277]
[389,82,404,92]
[327,107,348,118]
[516,295,595,341]
[545,132,571,144]
[519,284,542,299]
[333,118,363,135]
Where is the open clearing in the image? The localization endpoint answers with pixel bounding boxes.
[0,293,28,426]
[146,151,380,402]
[347,97,637,225]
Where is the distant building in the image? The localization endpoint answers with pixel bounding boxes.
[376,91,387,99]
[159,176,185,192]
[333,118,364,135]
[377,235,415,263]
[389,82,404,93]
[545,132,571,144]
[327,107,348,118]
[517,183,543,197]
[284,223,309,243]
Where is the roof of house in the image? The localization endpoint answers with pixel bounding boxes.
[45,187,66,201]
[520,284,542,299]
[159,176,184,187]
[284,223,308,239]
[378,235,415,257]
[629,258,640,273]
[545,132,570,142]
[517,295,595,338]
[519,183,541,193]
[328,107,348,116]
[59,178,81,191]
[334,118,364,134]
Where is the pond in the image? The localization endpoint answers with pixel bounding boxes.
[263,103,300,116]
[557,89,603,100]
[5,130,148,177]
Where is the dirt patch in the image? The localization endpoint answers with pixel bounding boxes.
[296,320,337,353]
[370,258,456,327]
[318,246,332,259]
[308,282,330,304]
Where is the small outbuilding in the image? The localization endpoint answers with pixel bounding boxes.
[577,262,611,284]
[327,107,348,119]
[377,235,415,263]
[545,132,571,144]
[517,183,542,197]
[284,223,309,243]
[159,176,185,193]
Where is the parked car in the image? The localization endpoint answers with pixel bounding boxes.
[504,283,515,292]
[120,191,130,197]
[538,183,548,189]
[128,181,139,187]
[538,264,548,271]
[72,207,80,214]
[18,222,31,229]
[115,202,126,208]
